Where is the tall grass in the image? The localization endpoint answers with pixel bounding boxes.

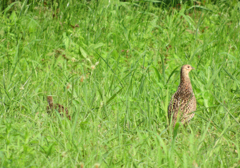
[0,0,240,167]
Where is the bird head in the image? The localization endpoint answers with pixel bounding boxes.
[47,96,53,105]
[181,64,194,76]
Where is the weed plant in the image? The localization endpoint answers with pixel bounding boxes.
[0,0,240,167]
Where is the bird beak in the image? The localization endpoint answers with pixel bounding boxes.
[192,66,195,70]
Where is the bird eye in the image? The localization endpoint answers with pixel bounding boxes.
[187,66,190,69]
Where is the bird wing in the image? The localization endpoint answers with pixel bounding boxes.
[168,93,181,121]
[179,94,196,123]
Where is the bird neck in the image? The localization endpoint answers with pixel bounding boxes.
[180,73,193,91]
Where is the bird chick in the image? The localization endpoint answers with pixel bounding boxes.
[46,96,71,120]
[168,64,196,128]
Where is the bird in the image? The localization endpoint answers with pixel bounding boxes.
[168,64,196,128]
[46,96,71,120]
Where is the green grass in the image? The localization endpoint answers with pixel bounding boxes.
[1,0,240,167]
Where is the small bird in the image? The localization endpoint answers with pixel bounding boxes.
[46,96,71,120]
[168,65,196,127]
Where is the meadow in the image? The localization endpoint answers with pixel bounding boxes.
[0,0,240,167]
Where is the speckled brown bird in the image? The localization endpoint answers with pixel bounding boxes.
[46,96,71,120]
[168,65,196,127]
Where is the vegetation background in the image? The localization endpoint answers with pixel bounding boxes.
[0,0,240,167]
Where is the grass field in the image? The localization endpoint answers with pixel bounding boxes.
[1,0,240,167]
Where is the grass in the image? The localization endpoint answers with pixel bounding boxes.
[0,0,240,167]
